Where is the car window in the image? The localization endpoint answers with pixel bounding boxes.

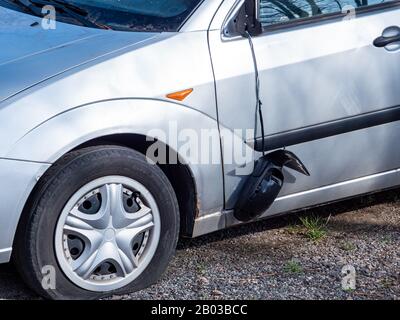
[259,0,397,27]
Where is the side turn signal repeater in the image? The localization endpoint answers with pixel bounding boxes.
[166,88,193,101]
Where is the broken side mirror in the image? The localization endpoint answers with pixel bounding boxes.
[223,0,262,38]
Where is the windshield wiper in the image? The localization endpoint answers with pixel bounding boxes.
[28,0,111,29]
[7,0,42,15]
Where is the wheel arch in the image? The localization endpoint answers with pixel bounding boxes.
[72,133,199,236]
[17,133,198,241]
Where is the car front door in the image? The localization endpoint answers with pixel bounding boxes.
[209,0,400,211]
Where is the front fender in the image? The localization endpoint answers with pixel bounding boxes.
[7,98,224,215]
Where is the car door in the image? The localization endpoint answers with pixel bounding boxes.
[209,0,400,210]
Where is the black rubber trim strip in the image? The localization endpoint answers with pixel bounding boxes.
[253,105,400,152]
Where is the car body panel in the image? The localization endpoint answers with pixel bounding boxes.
[0,6,160,103]
[0,158,50,263]
[0,7,98,66]
[255,12,400,135]
[209,0,400,208]
[0,22,219,160]
[193,166,400,236]
[7,99,225,213]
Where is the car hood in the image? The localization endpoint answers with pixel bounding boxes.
[0,6,158,103]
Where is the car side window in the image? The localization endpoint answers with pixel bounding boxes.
[259,0,397,27]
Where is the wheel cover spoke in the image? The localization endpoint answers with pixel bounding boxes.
[116,213,154,268]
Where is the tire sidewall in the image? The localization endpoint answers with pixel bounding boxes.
[28,147,179,299]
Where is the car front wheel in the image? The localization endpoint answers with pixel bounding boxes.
[14,145,179,299]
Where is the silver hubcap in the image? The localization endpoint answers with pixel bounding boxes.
[55,176,161,292]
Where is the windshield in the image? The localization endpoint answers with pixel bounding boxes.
[0,0,204,31]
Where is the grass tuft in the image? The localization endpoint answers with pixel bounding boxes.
[299,215,328,241]
[286,224,302,235]
[341,241,356,252]
[284,260,303,274]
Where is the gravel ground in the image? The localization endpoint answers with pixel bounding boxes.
[0,189,399,300]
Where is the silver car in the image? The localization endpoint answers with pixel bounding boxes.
[1,0,399,299]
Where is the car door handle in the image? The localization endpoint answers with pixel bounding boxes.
[373,34,400,47]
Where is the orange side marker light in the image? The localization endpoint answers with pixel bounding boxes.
[166,88,193,101]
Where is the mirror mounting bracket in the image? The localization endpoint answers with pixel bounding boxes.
[223,0,262,38]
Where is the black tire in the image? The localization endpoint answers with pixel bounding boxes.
[13,145,180,300]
